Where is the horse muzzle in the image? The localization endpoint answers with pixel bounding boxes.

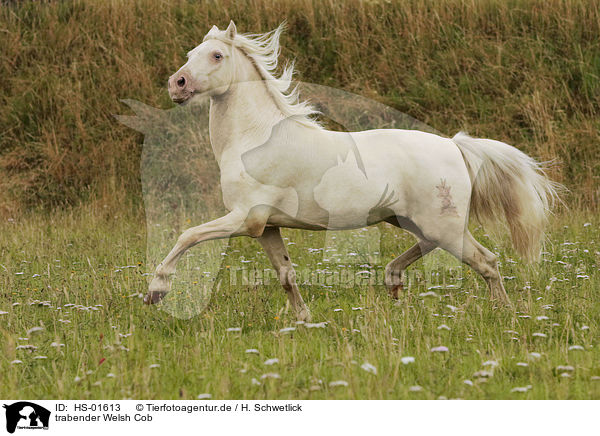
[168,72,196,104]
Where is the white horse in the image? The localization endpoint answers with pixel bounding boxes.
[145,21,560,320]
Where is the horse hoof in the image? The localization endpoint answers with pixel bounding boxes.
[143,291,167,305]
[389,284,403,300]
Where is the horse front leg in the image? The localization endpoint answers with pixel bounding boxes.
[257,227,311,321]
[145,210,262,304]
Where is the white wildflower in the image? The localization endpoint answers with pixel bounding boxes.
[26,326,44,335]
[361,362,377,375]
[305,322,327,329]
[260,372,281,380]
[556,365,574,372]
[511,385,532,393]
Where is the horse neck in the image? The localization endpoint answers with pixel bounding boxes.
[209,70,285,164]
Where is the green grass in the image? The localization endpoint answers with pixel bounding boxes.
[1,207,599,399]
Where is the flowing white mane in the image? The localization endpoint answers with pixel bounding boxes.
[203,23,322,129]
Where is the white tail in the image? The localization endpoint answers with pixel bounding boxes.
[453,132,561,262]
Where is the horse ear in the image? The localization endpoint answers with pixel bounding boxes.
[225,20,237,39]
[203,25,219,42]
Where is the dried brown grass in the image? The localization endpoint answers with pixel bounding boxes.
[1,0,598,215]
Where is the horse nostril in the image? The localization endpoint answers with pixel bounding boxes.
[176,76,186,88]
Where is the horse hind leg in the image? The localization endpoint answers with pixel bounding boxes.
[438,231,511,306]
[385,240,437,299]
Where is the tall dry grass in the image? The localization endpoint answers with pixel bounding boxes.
[1,0,599,215]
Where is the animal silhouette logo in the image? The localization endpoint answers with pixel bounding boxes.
[3,402,50,433]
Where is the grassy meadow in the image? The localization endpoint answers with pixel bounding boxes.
[1,0,600,400]
[0,207,599,399]
[1,0,599,212]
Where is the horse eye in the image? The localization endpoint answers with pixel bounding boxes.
[214,53,223,60]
